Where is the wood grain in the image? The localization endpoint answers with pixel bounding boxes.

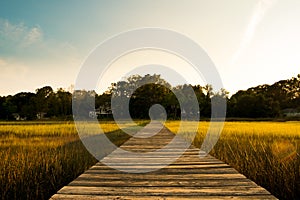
[51,122,277,199]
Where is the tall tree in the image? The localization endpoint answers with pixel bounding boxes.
[35,86,54,118]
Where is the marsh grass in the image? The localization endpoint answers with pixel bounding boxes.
[2,120,298,199]
[165,121,300,200]
[0,121,137,200]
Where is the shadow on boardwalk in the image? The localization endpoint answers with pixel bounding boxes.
[52,122,277,199]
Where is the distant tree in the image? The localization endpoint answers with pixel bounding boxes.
[0,73,298,120]
[72,90,96,119]
[34,86,54,118]
[172,84,199,119]
[11,92,36,120]
[95,92,111,109]
[0,96,6,119]
[110,74,172,119]
[228,74,300,118]
[200,84,214,117]
[47,88,72,118]
[2,96,17,120]
[229,92,279,118]
[129,83,171,119]
[211,88,228,118]
[95,92,112,119]
[163,91,180,119]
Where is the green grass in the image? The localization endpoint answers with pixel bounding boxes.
[165,121,300,200]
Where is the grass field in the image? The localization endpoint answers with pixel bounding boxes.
[0,121,134,200]
[1,121,299,200]
[165,121,300,200]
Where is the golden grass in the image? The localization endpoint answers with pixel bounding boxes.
[0,121,136,200]
[2,120,298,199]
[164,121,300,200]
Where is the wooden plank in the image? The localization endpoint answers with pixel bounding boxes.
[90,164,229,169]
[57,186,271,196]
[51,194,278,200]
[96,160,225,164]
[51,122,277,199]
[68,179,255,187]
[75,173,248,180]
[83,167,239,174]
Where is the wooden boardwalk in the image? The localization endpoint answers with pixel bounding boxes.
[51,122,277,199]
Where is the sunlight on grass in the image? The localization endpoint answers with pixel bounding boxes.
[164,121,300,200]
[0,121,144,200]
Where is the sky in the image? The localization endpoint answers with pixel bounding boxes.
[0,0,299,96]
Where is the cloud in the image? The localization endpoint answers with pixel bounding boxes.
[0,18,80,64]
[231,0,278,65]
[22,26,43,47]
[0,19,81,95]
[0,19,43,51]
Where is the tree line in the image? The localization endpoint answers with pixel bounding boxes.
[0,74,299,120]
[0,86,72,120]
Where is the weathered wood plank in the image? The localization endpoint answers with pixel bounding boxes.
[68,179,255,187]
[83,167,239,174]
[51,194,277,200]
[51,122,277,199]
[57,186,271,196]
[76,173,248,180]
[96,161,225,165]
[90,164,229,169]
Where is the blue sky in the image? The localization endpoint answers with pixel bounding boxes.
[0,0,299,95]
